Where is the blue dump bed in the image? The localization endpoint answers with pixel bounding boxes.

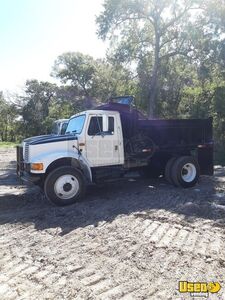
[96,99,213,175]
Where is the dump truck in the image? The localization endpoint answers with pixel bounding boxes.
[17,96,213,206]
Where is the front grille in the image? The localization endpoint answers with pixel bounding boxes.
[24,143,29,162]
[16,145,23,162]
[16,145,24,175]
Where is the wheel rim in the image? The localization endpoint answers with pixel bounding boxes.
[54,174,79,199]
[181,163,196,183]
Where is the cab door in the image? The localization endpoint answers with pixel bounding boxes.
[85,114,121,167]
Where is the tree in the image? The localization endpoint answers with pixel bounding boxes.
[91,59,137,99]
[52,52,96,97]
[21,80,57,136]
[52,52,137,103]
[0,92,19,141]
[96,0,201,117]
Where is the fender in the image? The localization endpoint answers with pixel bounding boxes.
[29,150,92,182]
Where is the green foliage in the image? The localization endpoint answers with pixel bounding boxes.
[52,52,96,96]
[178,83,225,164]
[52,52,136,101]
[96,0,200,117]
[92,59,137,99]
[21,80,57,136]
[20,80,85,137]
[0,92,20,142]
[0,142,18,148]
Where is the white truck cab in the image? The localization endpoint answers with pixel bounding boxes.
[67,110,124,167]
[17,110,125,206]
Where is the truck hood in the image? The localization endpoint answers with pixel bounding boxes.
[29,134,77,145]
[24,134,57,143]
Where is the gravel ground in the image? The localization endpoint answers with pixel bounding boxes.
[0,148,225,300]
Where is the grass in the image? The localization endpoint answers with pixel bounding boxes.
[0,142,18,148]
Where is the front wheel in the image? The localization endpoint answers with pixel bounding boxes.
[44,166,86,206]
[171,156,200,188]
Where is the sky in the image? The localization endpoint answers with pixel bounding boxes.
[0,0,107,93]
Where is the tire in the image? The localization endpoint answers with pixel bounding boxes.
[171,156,200,188]
[164,157,177,184]
[44,166,86,206]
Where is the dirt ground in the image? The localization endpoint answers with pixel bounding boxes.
[0,148,225,300]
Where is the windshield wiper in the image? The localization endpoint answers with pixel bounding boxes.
[65,130,77,135]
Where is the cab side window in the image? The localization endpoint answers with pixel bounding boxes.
[88,117,103,136]
[108,117,114,134]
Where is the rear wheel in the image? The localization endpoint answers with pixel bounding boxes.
[164,157,177,184]
[171,156,200,188]
[44,166,86,206]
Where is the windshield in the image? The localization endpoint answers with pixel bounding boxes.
[66,115,86,134]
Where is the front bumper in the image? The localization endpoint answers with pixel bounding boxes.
[16,145,41,184]
[19,171,41,184]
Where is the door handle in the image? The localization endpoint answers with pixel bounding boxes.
[115,145,118,151]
